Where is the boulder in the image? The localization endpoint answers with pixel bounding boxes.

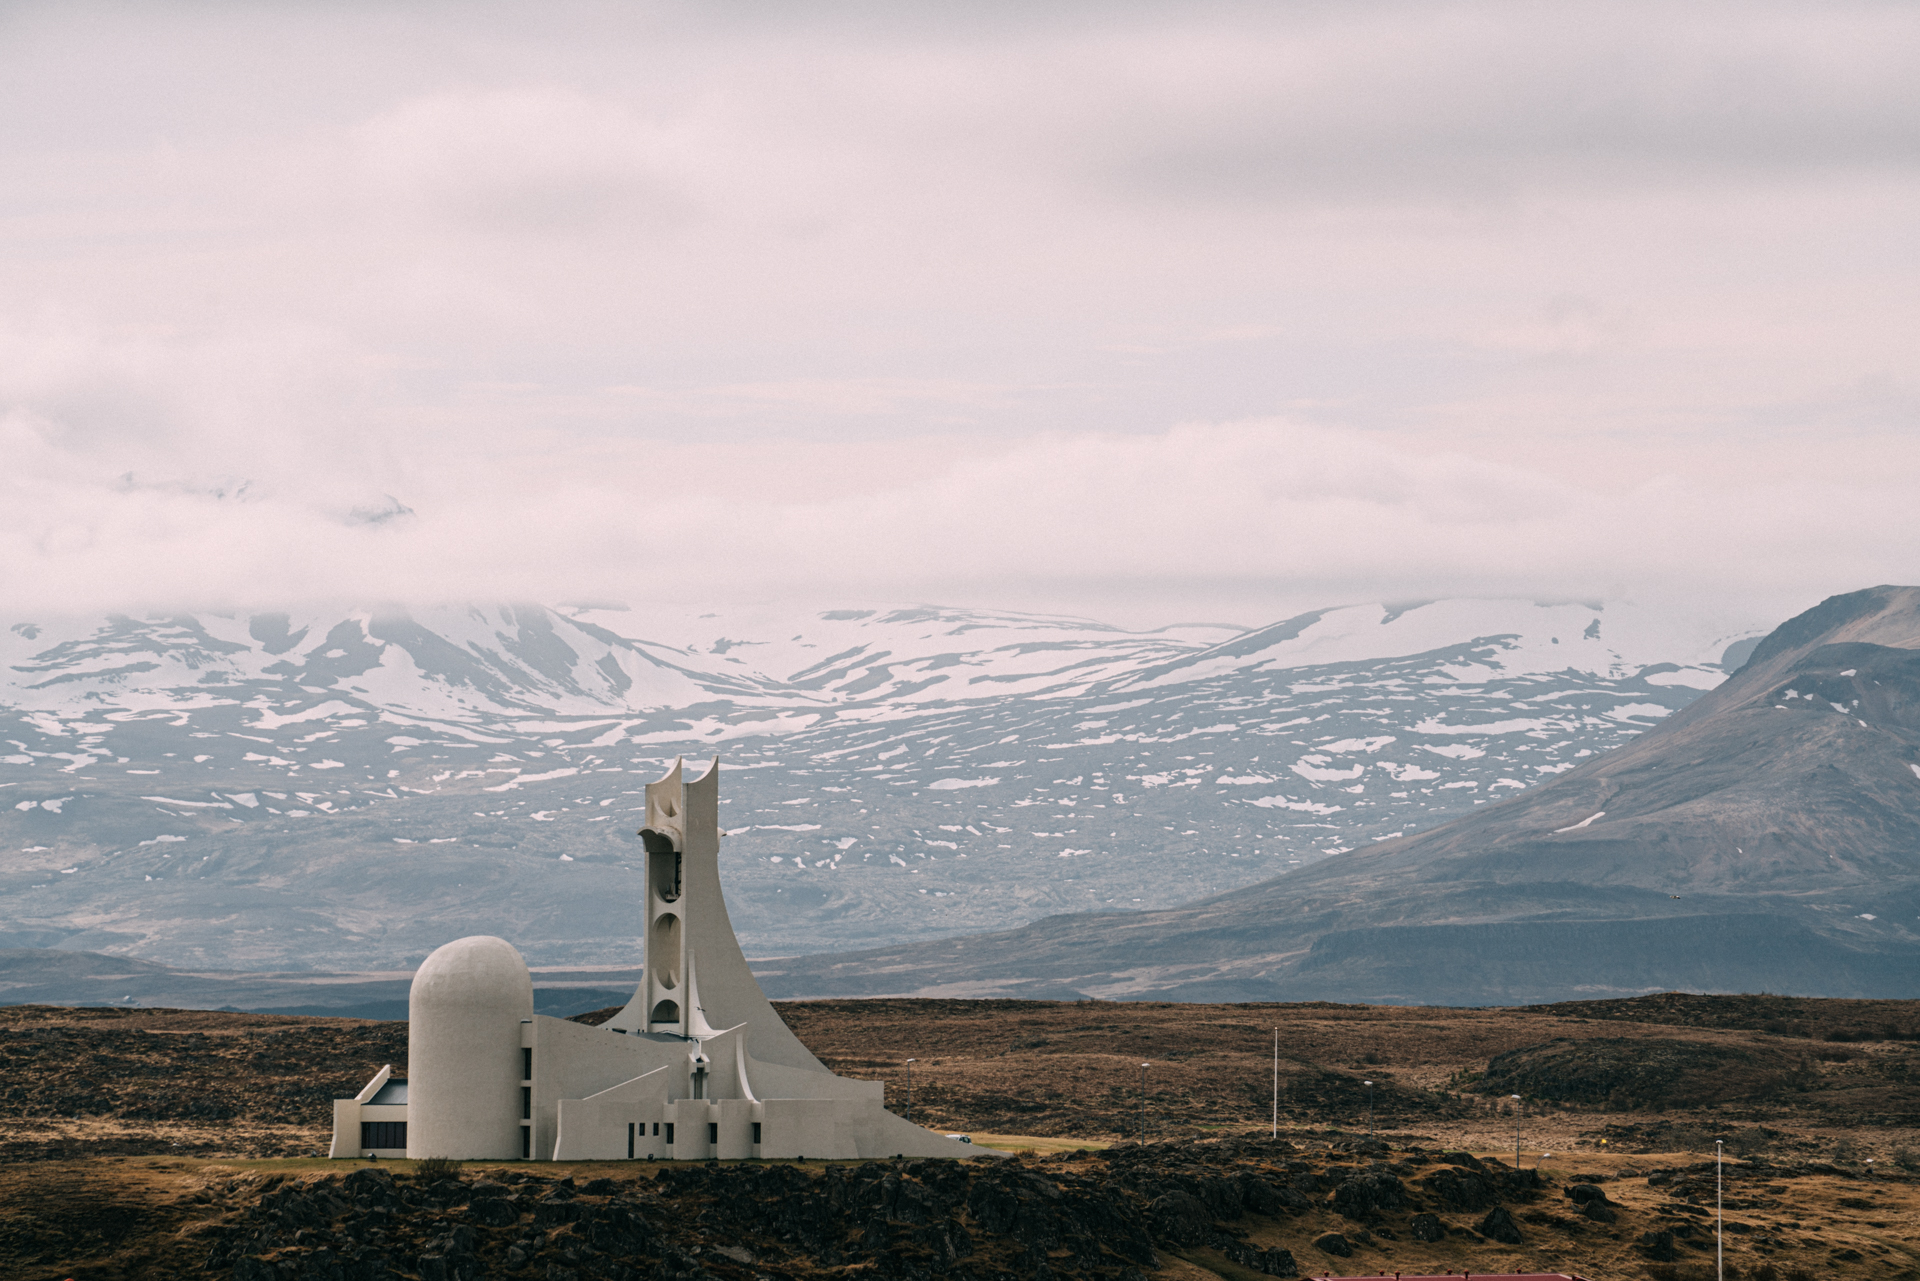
[1146,1191,1214,1247]
[1331,1167,1405,1220]
[1477,1205,1524,1245]
[1312,1232,1354,1258]
[1422,1166,1500,1212]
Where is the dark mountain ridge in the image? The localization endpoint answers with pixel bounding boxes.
[760,586,1920,1004]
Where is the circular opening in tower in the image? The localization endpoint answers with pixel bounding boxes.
[651,913,682,989]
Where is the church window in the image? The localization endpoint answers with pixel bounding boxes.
[360,1121,406,1149]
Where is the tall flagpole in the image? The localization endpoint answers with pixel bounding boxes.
[1272,1027,1278,1138]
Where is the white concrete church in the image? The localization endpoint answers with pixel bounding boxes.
[330,757,977,1163]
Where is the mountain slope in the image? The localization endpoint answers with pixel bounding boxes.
[1,597,1755,971]
[759,586,1920,1004]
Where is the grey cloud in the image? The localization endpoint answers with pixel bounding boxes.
[1086,5,1920,201]
[0,1,1916,627]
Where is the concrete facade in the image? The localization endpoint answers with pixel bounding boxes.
[404,935,534,1160]
[331,757,981,1163]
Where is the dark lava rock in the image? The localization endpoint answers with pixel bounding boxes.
[465,1196,519,1228]
[1221,1241,1300,1276]
[1422,1165,1500,1212]
[1146,1191,1213,1246]
[1477,1205,1524,1245]
[1578,1200,1618,1223]
[1641,1229,1679,1261]
[200,1137,1574,1281]
[1567,1182,1610,1206]
[1331,1166,1405,1220]
[1312,1232,1354,1258]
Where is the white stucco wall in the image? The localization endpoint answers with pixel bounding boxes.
[406,935,533,1160]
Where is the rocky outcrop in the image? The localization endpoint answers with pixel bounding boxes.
[194,1136,1566,1281]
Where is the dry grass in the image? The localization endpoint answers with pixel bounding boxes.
[3,994,1919,1279]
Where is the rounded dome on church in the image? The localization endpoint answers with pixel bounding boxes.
[407,935,533,1159]
[411,935,534,1012]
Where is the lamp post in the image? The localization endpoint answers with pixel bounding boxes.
[1511,1095,1522,1168]
[1140,1062,1150,1141]
[1272,1028,1279,1139]
[904,1059,917,1124]
[1716,1139,1724,1281]
[1364,1080,1374,1136]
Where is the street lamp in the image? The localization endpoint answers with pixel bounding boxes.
[1511,1095,1522,1168]
[1140,1062,1150,1141]
[1364,1081,1374,1136]
[904,1059,917,1124]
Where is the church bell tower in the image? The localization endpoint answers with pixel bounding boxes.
[633,757,720,1037]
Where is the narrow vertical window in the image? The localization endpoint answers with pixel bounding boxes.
[628,1122,635,1159]
[751,1122,762,1145]
[652,1121,659,1136]
[520,1126,531,1160]
[665,1122,675,1145]
[707,1122,717,1145]
[522,1047,533,1081]
[521,1086,532,1120]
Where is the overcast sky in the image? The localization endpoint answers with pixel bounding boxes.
[2,1,1916,628]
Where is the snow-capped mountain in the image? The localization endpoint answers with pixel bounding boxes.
[0,598,1763,972]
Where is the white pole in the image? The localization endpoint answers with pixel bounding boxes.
[1511,1094,1522,1168]
[1140,1062,1150,1141]
[1716,1140,1724,1281]
[1272,1028,1278,1139]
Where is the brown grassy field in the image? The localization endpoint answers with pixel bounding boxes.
[0,993,1915,1280]
[767,993,1920,1159]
